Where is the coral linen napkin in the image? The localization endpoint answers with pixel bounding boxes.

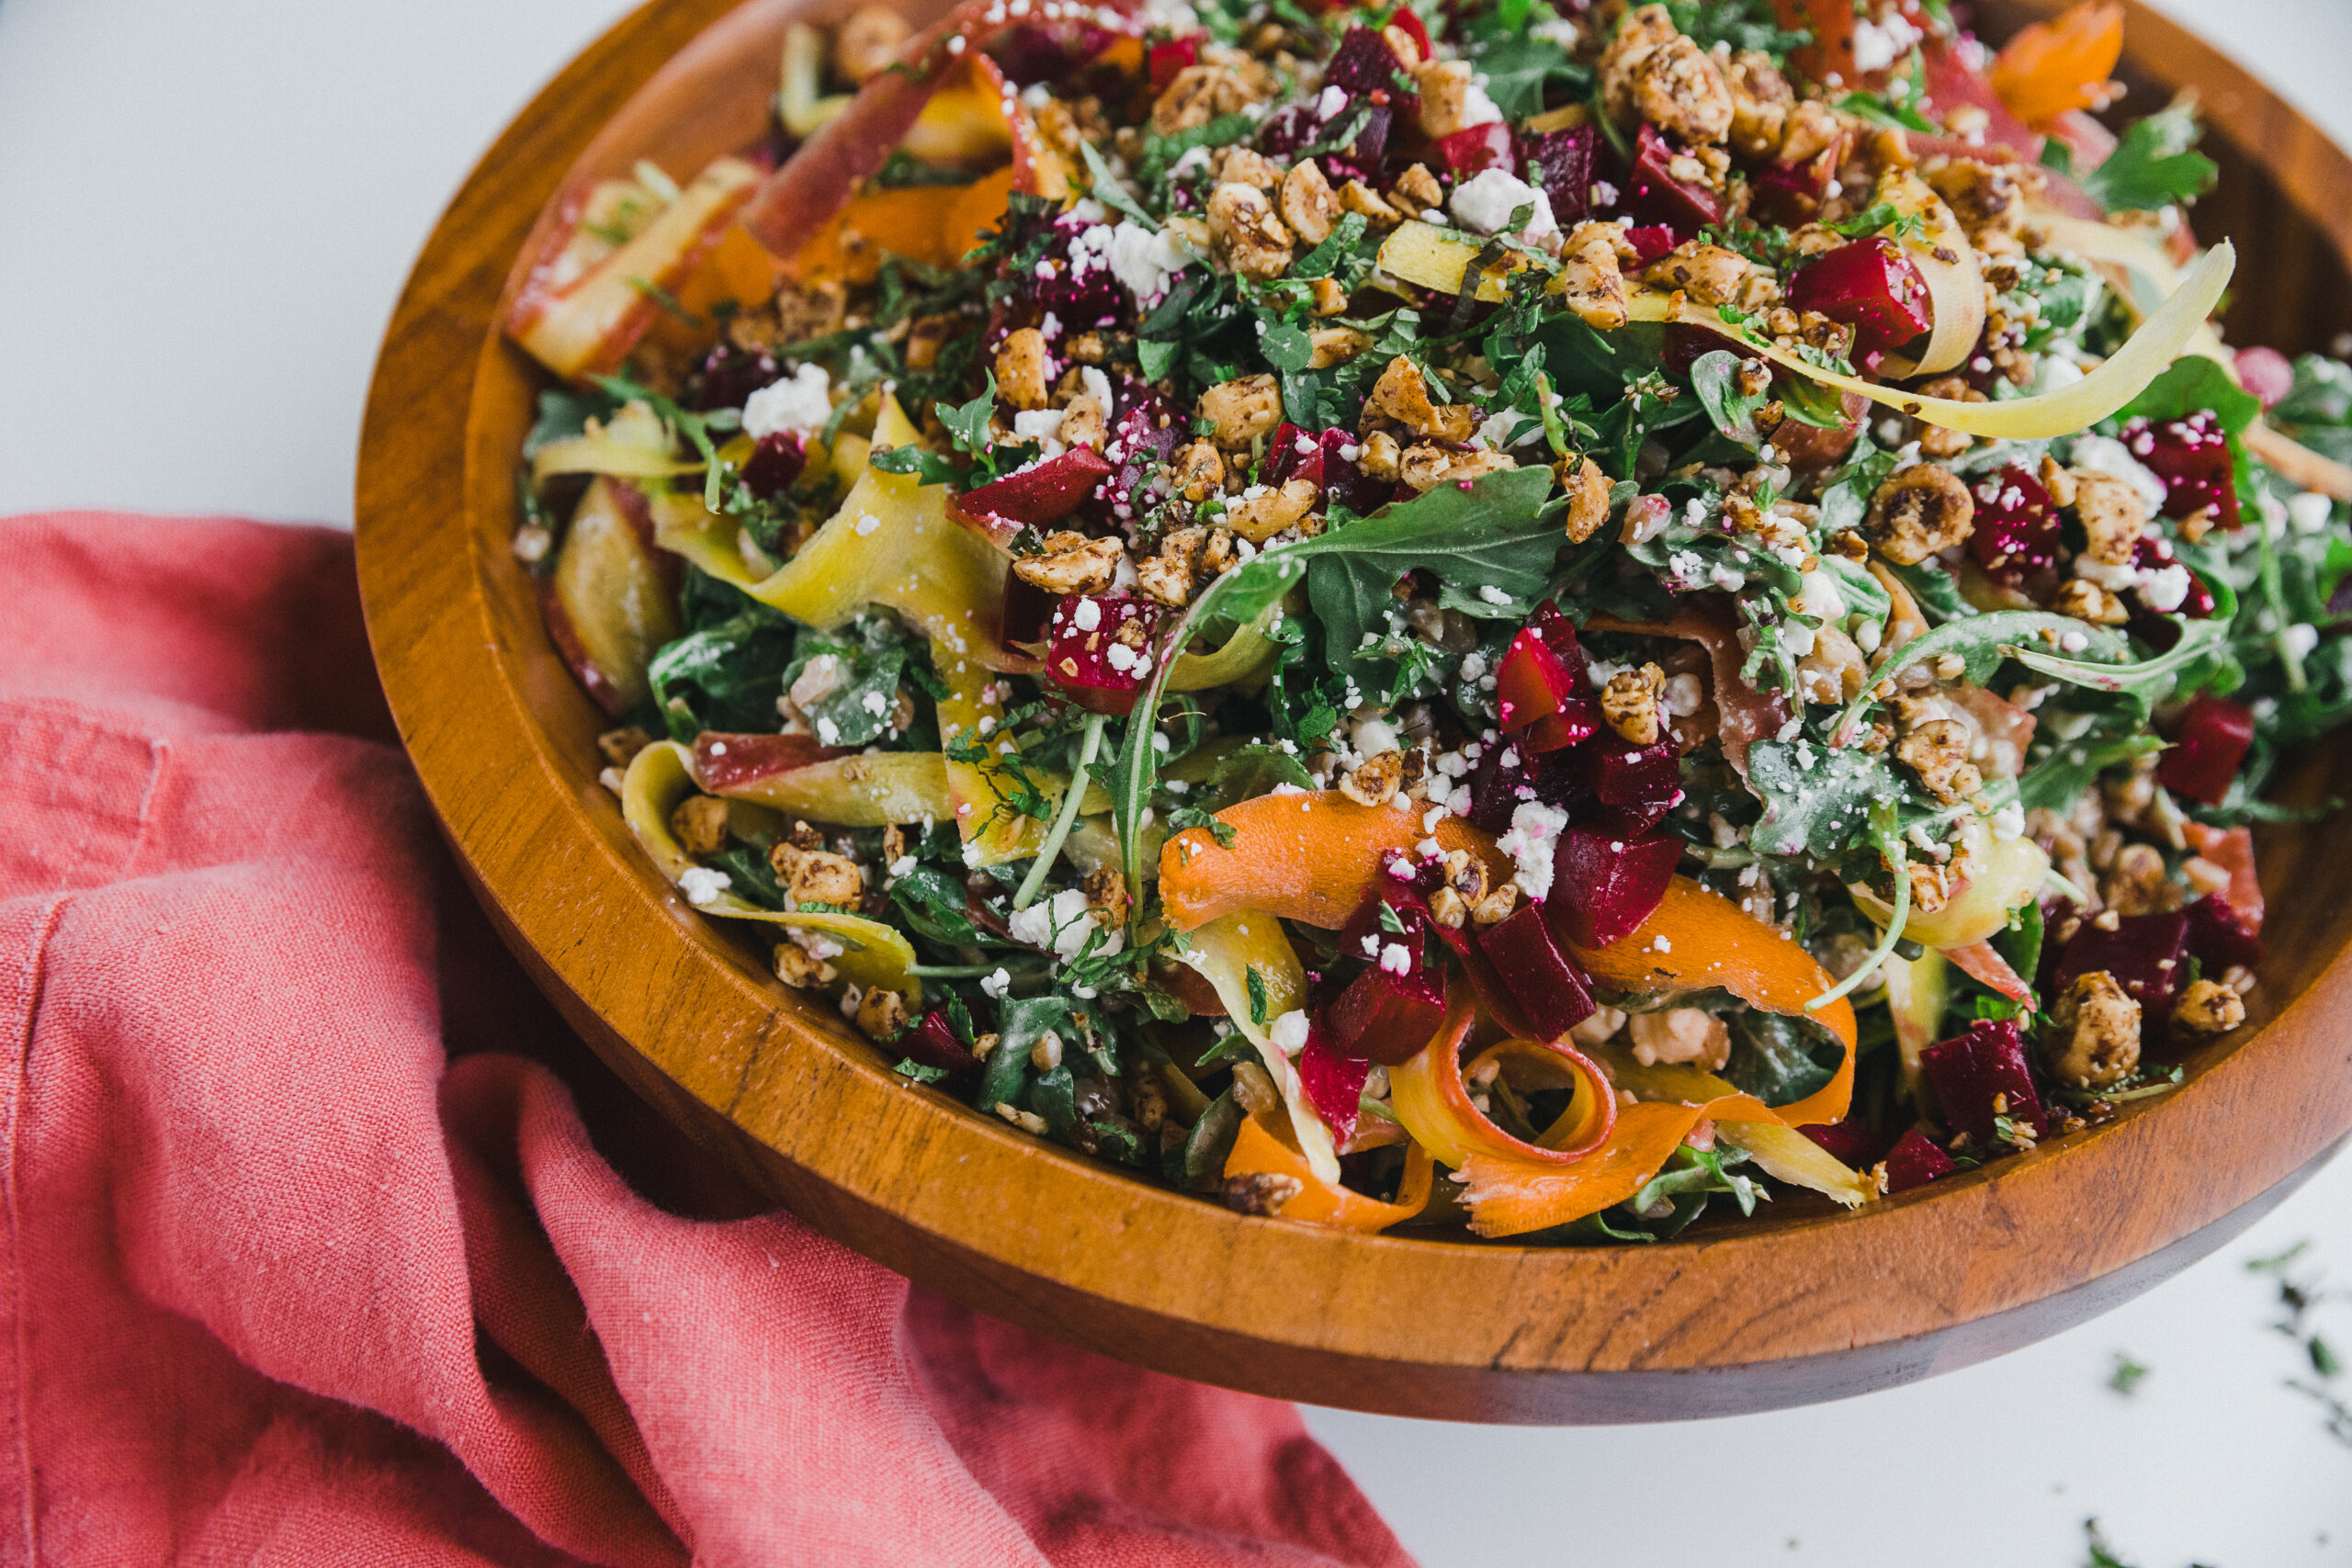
[0,512,1413,1568]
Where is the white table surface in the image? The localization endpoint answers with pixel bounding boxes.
[5,2,2347,1562]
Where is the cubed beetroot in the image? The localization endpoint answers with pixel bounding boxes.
[2050,908,2189,1032]
[1588,739,1686,834]
[1519,123,1597,225]
[2132,535,2214,618]
[1147,35,1199,91]
[1883,1128,1958,1192]
[1749,157,1833,228]
[1001,572,1058,651]
[1044,593,1163,716]
[2122,412,2241,529]
[993,21,1117,85]
[1105,397,1183,517]
[2186,893,2264,974]
[1322,956,1448,1066]
[1437,121,1515,177]
[1545,828,1683,949]
[2235,345,2296,410]
[1268,423,1388,515]
[1787,239,1932,360]
[954,447,1115,540]
[2156,695,2256,807]
[1622,126,1724,240]
[1324,27,1413,111]
[689,342,782,412]
[1622,223,1679,269]
[1296,1026,1374,1145]
[1802,1114,1893,1170]
[1526,697,1602,754]
[1966,464,2061,585]
[1496,628,1580,735]
[741,431,808,501]
[1920,1019,2046,1142]
[1385,4,1430,63]
[1465,735,1580,834]
[899,1010,981,1089]
[1474,902,1599,1039]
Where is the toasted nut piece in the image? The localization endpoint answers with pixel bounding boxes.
[1412,60,1490,139]
[773,941,837,989]
[970,1031,1001,1060]
[1230,1059,1281,1116]
[1381,21,1424,68]
[903,313,959,370]
[1600,662,1666,745]
[1624,31,1735,144]
[2042,970,2142,1088]
[1307,326,1372,368]
[1082,864,1130,930]
[1205,181,1295,279]
[996,1101,1050,1134]
[1150,62,1269,134]
[1198,527,1240,578]
[1307,276,1350,316]
[1925,155,2041,242]
[1029,1029,1064,1070]
[1558,456,1612,542]
[1338,178,1403,227]
[995,328,1051,411]
[1057,393,1108,452]
[1013,530,1125,595]
[1725,49,1794,158]
[669,794,731,856]
[1397,445,1515,493]
[1356,430,1402,480]
[1442,849,1490,905]
[1867,464,1975,564]
[1911,377,1984,458]
[1198,375,1283,447]
[1777,99,1845,167]
[1894,716,1982,804]
[597,725,654,768]
[1905,860,1954,915]
[1365,355,1476,443]
[1170,440,1226,501]
[1471,883,1520,926]
[1216,146,1284,190]
[1427,886,1469,928]
[2071,471,2150,565]
[2050,577,2132,626]
[1628,1007,1734,1070]
[833,4,910,83]
[1221,1170,1304,1214]
[2173,977,2246,1037]
[1225,476,1320,542]
[2100,842,2175,917]
[1278,159,1339,245]
[1795,626,1868,705]
[1558,222,1632,330]
[1339,750,1404,807]
[856,986,910,1043]
[1389,162,1444,213]
[1136,526,1204,607]
[781,849,865,908]
[2039,455,2077,508]
[1642,243,1750,308]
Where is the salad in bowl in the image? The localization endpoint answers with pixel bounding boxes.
[501,0,2352,1242]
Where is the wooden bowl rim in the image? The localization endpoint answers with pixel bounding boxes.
[356,0,2352,1419]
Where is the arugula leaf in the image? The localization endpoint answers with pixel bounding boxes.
[1076,140,1156,229]
[1198,744,1317,810]
[1245,966,1271,1026]
[1690,348,1769,450]
[938,374,1000,464]
[1746,739,1905,860]
[1723,1009,1841,1105]
[525,386,618,457]
[1140,111,1258,182]
[2117,354,2261,437]
[779,627,909,747]
[1464,35,1589,120]
[1836,611,2128,739]
[648,606,798,739]
[2081,99,2219,213]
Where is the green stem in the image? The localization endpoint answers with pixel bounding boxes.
[907,962,1046,979]
[1013,715,1105,912]
[1812,822,1911,1013]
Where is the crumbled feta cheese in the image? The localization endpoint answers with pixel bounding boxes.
[1270,1009,1312,1056]
[1797,570,1845,621]
[1459,80,1504,129]
[1449,168,1555,242]
[979,966,1012,998]
[2137,562,2192,613]
[1106,220,1192,301]
[1007,886,1124,963]
[1850,12,1922,73]
[1012,406,1069,457]
[2284,622,2321,660]
[1477,584,1513,605]
[1316,84,1348,121]
[854,513,881,536]
[2289,491,2336,534]
[1496,800,1570,898]
[2068,434,2169,513]
[1072,597,1102,632]
[741,362,832,439]
[1378,942,1414,976]
[677,867,731,907]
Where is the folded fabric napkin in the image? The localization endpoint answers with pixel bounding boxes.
[0,512,1413,1568]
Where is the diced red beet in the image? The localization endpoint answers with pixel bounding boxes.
[1802,1114,1893,1170]
[1322,955,1448,1066]
[2121,411,2241,530]
[1622,223,1679,269]
[1919,1019,2046,1142]
[688,342,782,412]
[1000,572,1058,650]
[1296,1026,1374,1145]
[953,447,1115,542]
[1044,593,1163,716]
[1966,464,2061,585]
[1518,123,1597,225]
[1524,601,1592,685]
[1474,902,1598,1039]
[1384,4,1430,64]
[741,431,808,501]
[1324,27,1413,112]
[1525,696,1601,754]
[992,20,1119,85]
[1147,35,1199,91]
[1591,739,1685,815]
[899,1010,981,1089]
[1545,828,1683,949]
[2049,908,2190,1032]
[1882,1129,1958,1192]
[1269,423,1389,515]
[1437,121,1515,177]
[1622,126,1724,240]
[1749,156,1834,228]
[1787,239,1932,360]
[2156,695,2256,806]
[2186,893,2264,975]
[2235,345,2296,410]
[1369,859,1541,1037]
[1497,628,1580,735]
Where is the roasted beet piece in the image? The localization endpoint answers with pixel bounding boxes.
[741,431,808,501]
[1622,223,1679,269]
[1270,423,1390,515]
[1475,902,1599,1039]
[2155,695,2256,806]
[1882,1129,1958,1192]
[2122,411,2241,529]
[1787,238,1932,361]
[1545,828,1683,949]
[1147,35,1199,91]
[1802,1114,1893,1170]
[1519,123,1597,226]
[1749,157,1833,228]
[1322,953,1449,1066]
[1966,464,2062,584]
[1104,397,1183,517]
[1496,603,1595,748]
[688,342,782,412]
[1622,126,1724,239]
[1920,1019,2046,1141]
[1437,121,1515,177]
[2186,893,2265,974]
[899,1010,981,1089]
[1465,736,1581,834]
[956,447,1115,536]
[1044,593,1163,716]
[2049,908,2189,1032]
[1324,26,1414,113]
[993,21,1118,85]
[1586,739,1686,836]
[1296,1027,1374,1145]
[1000,572,1058,650]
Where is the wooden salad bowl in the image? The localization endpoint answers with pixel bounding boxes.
[356,0,2352,1421]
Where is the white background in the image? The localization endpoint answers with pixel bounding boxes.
[5,2,2349,1562]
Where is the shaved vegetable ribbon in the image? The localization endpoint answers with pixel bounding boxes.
[619,739,922,1005]
[1179,914,1343,1183]
[1876,173,1986,381]
[1387,991,1616,1168]
[1629,240,2236,438]
[1159,790,1512,931]
[1222,1114,1435,1233]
